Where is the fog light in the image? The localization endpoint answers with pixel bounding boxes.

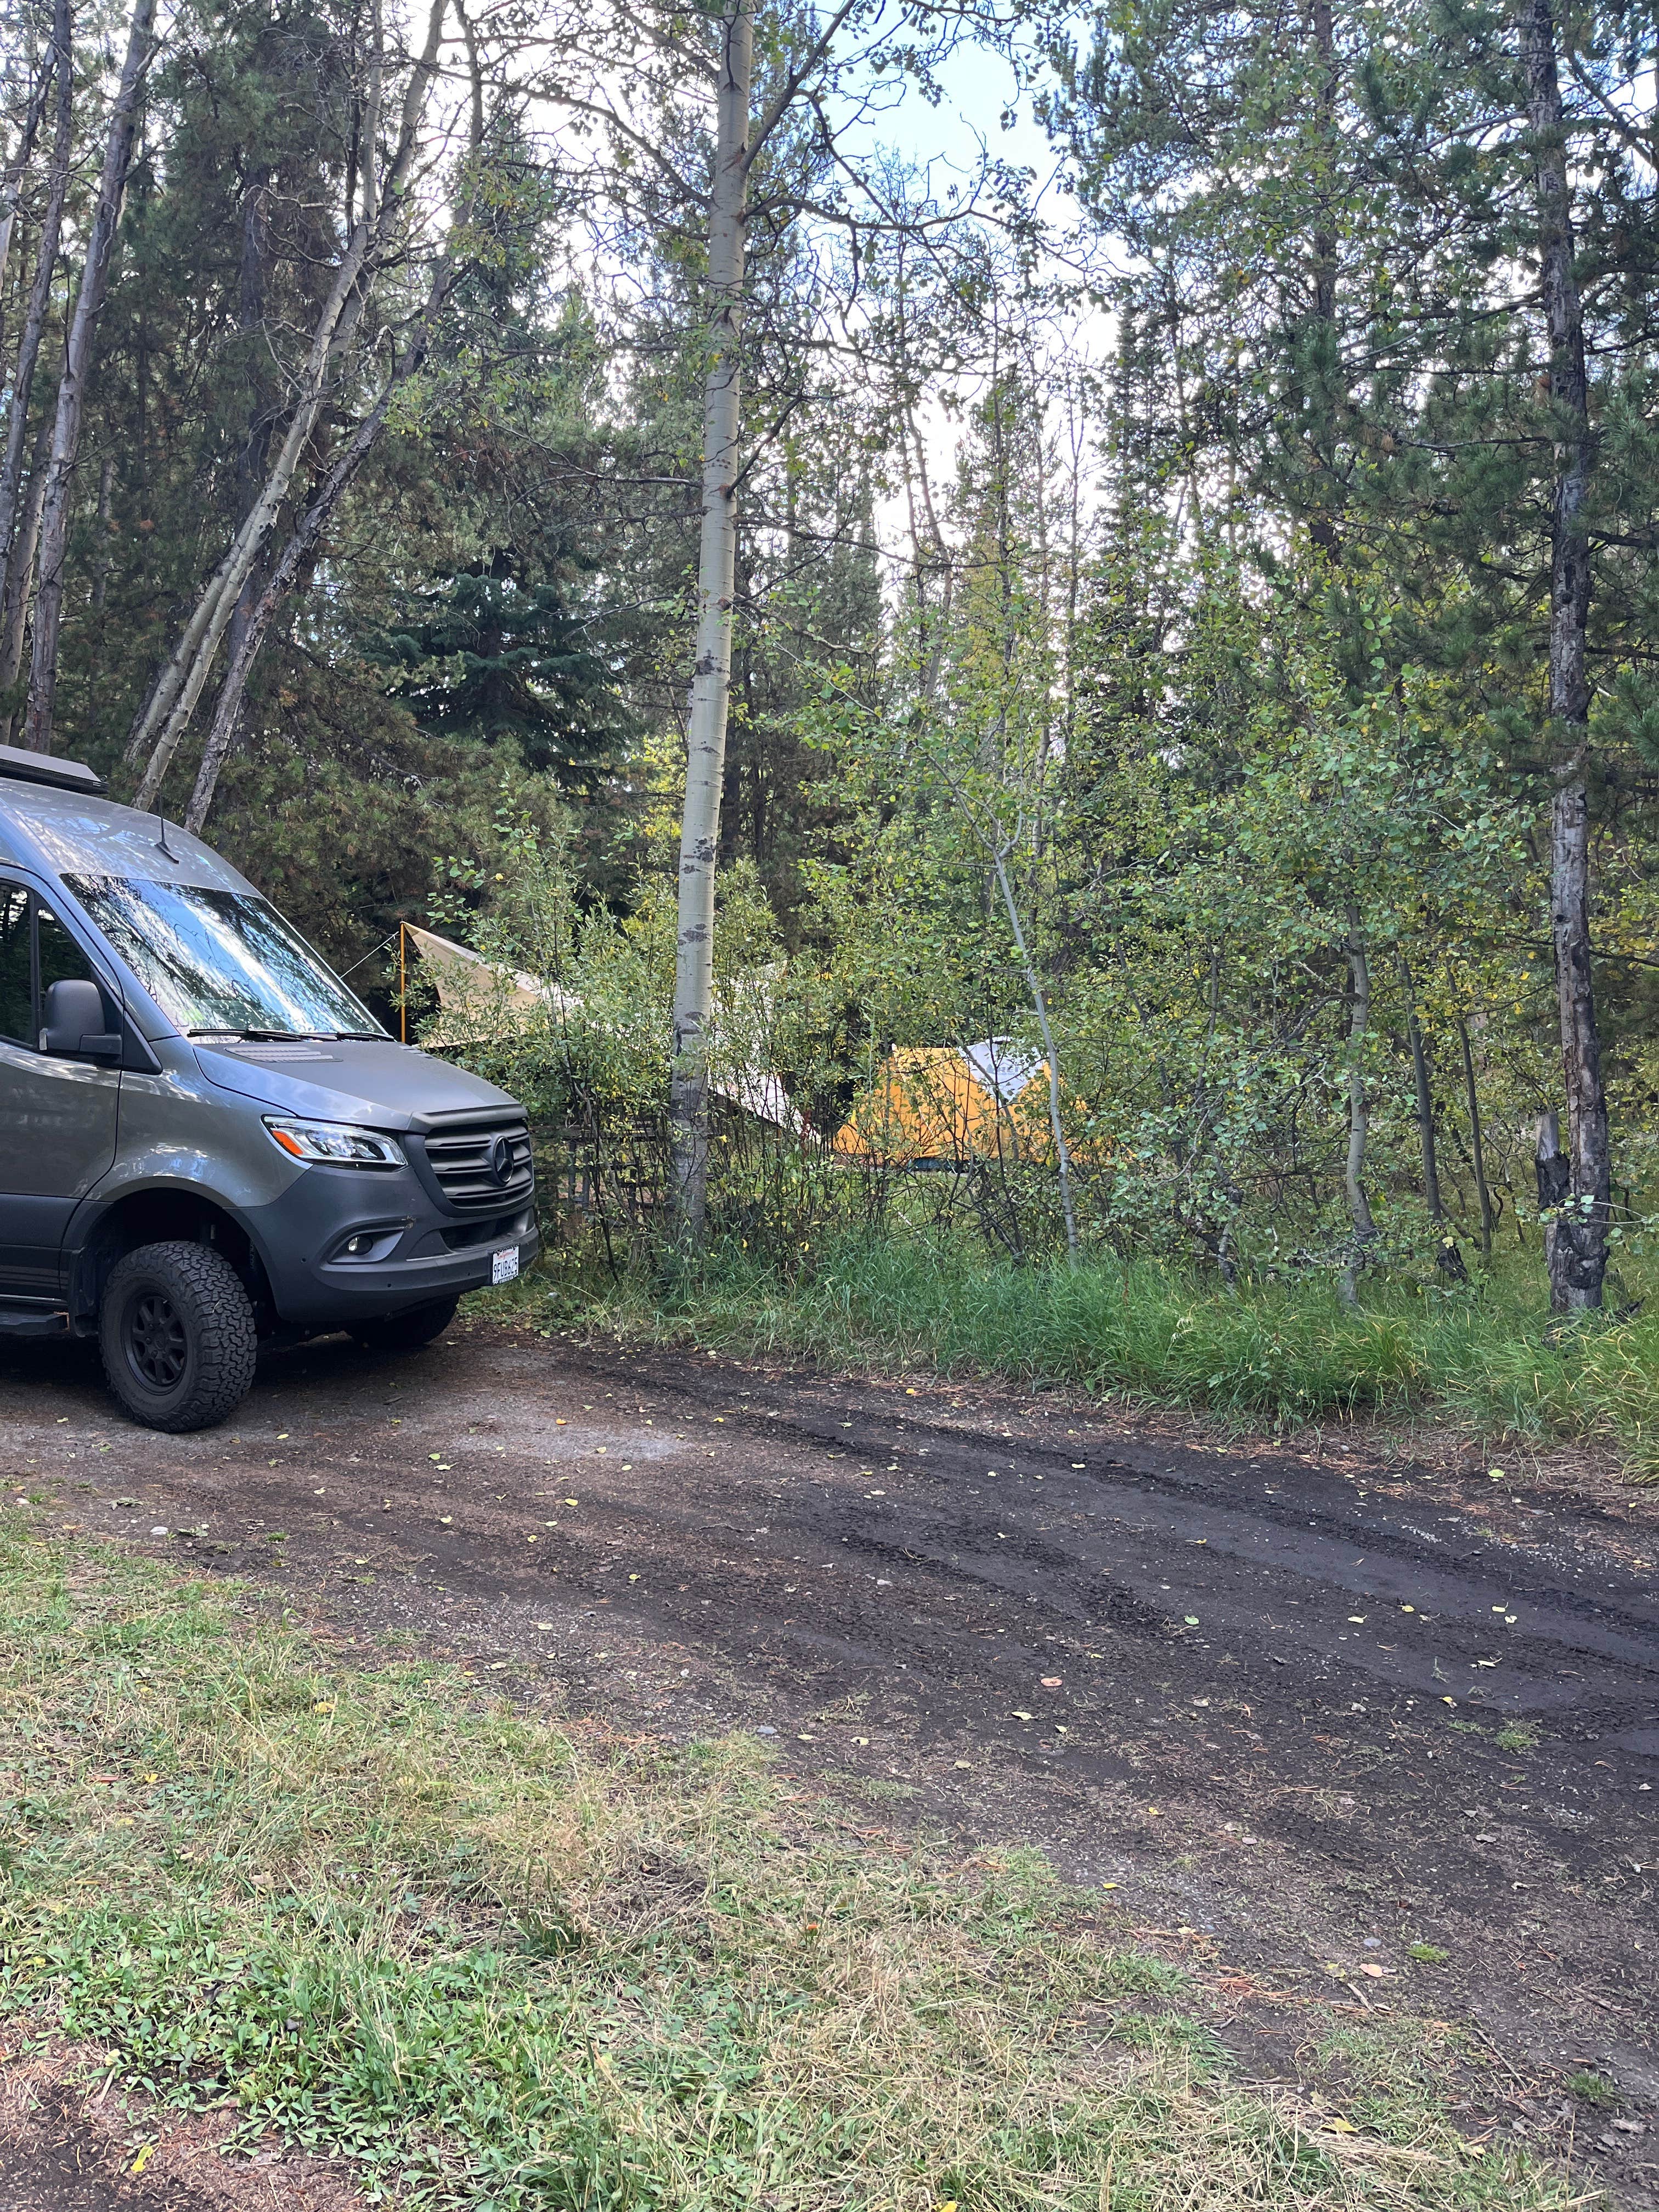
[344,1234,371,1255]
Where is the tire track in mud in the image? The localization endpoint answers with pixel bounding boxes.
[2,1325,1655,2175]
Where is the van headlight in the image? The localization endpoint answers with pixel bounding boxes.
[264,1118,407,1168]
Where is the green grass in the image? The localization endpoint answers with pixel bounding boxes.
[0,1521,1595,2209]
[1566,2072,1620,2112]
[488,1231,1659,1477]
[1493,1723,1541,1754]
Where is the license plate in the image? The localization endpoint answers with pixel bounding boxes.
[492,1245,520,1285]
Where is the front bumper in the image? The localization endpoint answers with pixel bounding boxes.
[245,1156,539,1331]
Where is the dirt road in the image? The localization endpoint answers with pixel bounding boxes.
[2,1321,1655,2201]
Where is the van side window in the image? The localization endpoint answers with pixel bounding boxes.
[37,905,99,1011]
[0,884,29,1045]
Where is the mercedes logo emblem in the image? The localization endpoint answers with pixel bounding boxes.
[488,1133,515,1186]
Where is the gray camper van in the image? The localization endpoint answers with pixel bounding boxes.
[0,745,537,1432]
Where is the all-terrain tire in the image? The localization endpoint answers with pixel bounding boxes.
[100,1240,259,1433]
[348,1296,459,1354]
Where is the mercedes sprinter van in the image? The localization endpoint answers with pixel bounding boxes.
[0,744,537,1431]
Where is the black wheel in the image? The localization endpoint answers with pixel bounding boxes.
[100,1240,258,1434]
[349,1296,459,1353]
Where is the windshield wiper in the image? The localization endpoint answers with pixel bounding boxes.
[328,1030,390,1042]
[189,1028,314,1042]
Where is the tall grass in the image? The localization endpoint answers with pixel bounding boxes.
[507,1232,1659,1476]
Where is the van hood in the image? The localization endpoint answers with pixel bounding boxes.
[194,1038,521,1130]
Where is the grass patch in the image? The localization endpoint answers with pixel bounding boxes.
[0,1522,1593,2209]
[1493,1723,1541,1754]
[486,1231,1659,1476]
[1566,2072,1620,2111]
[1316,2024,1497,2151]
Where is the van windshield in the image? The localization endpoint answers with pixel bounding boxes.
[67,876,383,1040]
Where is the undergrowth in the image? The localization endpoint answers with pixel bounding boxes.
[0,1523,1595,2208]
[481,1230,1659,1477]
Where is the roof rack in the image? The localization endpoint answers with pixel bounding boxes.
[0,743,106,797]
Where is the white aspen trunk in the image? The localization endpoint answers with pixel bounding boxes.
[21,0,155,753]
[0,0,71,607]
[362,0,385,223]
[668,0,752,1245]
[183,247,469,834]
[128,259,373,797]
[0,394,53,735]
[183,392,391,833]
[183,50,484,836]
[1523,0,1609,1313]
[127,0,448,797]
[0,31,59,369]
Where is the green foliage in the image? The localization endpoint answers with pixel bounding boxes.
[14,0,1659,1361]
[369,551,634,786]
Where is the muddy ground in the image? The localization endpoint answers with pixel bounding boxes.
[1,1320,1655,2207]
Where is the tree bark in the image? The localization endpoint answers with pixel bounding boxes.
[126,247,371,793]
[668,0,753,1245]
[1397,957,1442,1220]
[21,0,154,753]
[225,176,274,676]
[0,391,53,737]
[182,54,484,834]
[0,0,71,609]
[0,24,59,347]
[1523,0,1609,1312]
[128,0,448,799]
[1399,952,1468,1279]
[1454,1012,1494,1261]
[1338,905,1374,1307]
[183,393,391,833]
[1306,0,1344,557]
[1534,1107,1570,1286]
[182,258,466,833]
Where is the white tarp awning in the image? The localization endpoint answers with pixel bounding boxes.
[405,924,576,1046]
[405,926,799,1131]
[961,1036,1047,1104]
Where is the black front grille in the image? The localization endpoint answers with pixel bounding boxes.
[440,1209,531,1251]
[420,1115,534,1211]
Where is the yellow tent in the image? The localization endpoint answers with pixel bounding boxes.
[833,1039,1056,1166]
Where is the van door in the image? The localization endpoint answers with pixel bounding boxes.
[0,881,121,1299]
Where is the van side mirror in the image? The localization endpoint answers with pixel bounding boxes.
[41,977,121,1062]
